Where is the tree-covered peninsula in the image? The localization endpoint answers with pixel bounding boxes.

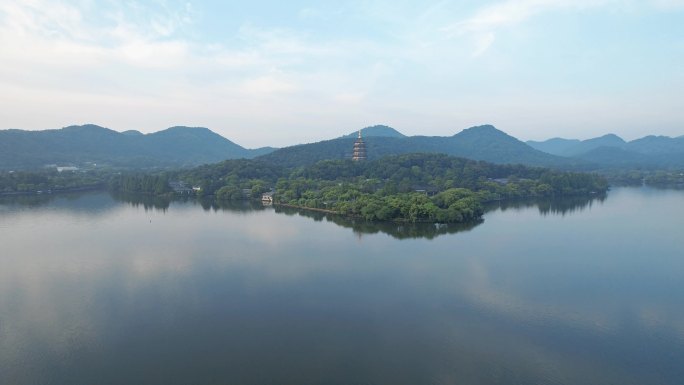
[175,153,608,223]
[1,153,609,224]
[0,169,105,194]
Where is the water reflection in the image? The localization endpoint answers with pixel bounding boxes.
[2,191,608,239]
[109,193,271,213]
[110,192,174,211]
[0,193,54,207]
[275,206,483,239]
[272,193,606,239]
[197,197,268,213]
[1,188,684,385]
[0,191,120,215]
[488,192,607,216]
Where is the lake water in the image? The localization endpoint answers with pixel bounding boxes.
[1,187,683,385]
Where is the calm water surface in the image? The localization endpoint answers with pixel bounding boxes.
[1,187,683,385]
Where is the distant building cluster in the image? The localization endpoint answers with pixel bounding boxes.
[56,166,79,172]
[169,181,193,194]
[169,181,201,194]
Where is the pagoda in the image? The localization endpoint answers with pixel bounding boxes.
[352,130,367,161]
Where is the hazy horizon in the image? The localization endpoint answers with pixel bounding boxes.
[1,1,683,147]
[3,121,681,150]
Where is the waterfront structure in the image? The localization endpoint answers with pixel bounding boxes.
[261,192,274,204]
[352,130,367,161]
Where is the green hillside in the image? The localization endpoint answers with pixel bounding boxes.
[529,133,684,169]
[258,125,575,168]
[0,125,276,170]
[341,125,406,138]
[528,134,625,157]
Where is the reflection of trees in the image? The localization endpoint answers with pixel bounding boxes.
[274,192,608,239]
[110,192,172,212]
[108,192,589,220]
[0,191,120,213]
[0,194,53,208]
[274,206,483,240]
[3,192,610,239]
[195,198,267,213]
[487,192,607,216]
[1,192,271,214]
[111,194,269,213]
[647,183,684,190]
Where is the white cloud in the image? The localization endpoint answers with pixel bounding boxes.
[120,40,190,68]
[447,0,613,34]
[237,22,341,58]
[472,31,496,57]
[241,75,297,96]
[442,0,615,56]
[0,1,681,144]
[333,92,366,104]
[651,0,684,9]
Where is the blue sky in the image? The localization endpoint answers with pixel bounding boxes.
[0,0,682,147]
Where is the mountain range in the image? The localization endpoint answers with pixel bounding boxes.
[527,134,684,168]
[259,125,574,168]
[0,124,274,170]
[340,125,406,139]
[1,123,682,170]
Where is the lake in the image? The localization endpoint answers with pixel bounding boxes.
[1,187,683,385]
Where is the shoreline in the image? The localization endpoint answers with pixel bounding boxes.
[0,185,106,197]
[274,202,478,224]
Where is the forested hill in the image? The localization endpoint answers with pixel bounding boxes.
[257,125,576,168]
[172,153,608,223]
[7,122,681,172]
[340,125,406,138]
[528,134,626,157]
[0,125,276,170]
[176,153,607,202]
[527,134,684,169]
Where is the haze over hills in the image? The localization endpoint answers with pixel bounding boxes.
[258,125,576,168]
[341,125,406,139]
[0,124,275,170]
[13,122,565,171]
[528,134,626,157]
[2,123,683,171]
[528,133,684,169]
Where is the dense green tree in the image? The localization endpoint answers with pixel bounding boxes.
[2,152,609,224]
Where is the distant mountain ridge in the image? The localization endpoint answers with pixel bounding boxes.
[2,123,682,171]
[341,125,406,138]
[528,133,684,168]
[527,134,626,157]
[258,124,577,168]
[0,124,275,169]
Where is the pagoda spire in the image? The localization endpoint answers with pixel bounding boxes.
[352,128,367,161]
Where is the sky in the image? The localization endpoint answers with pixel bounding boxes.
[0,0,683,148]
